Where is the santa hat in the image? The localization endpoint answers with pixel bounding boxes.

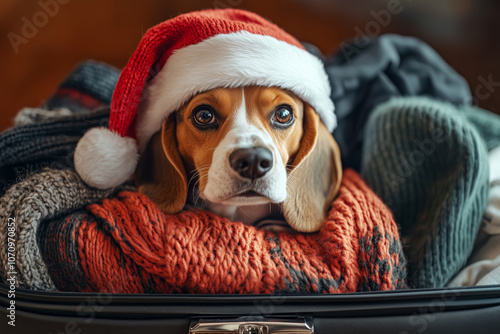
[74,9,336,189]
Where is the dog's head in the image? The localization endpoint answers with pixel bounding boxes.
[135,86,342,232]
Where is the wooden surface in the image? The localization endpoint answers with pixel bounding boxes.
[1,0,499,132]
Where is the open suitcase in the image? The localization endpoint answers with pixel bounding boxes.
[2,10,500,334]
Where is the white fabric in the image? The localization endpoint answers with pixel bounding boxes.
[14,107,72,126]
[137,31,335,152]
[489,145,500,182]
[482,184,500,237]
[481,145,500,239]
[448,249,500,287]
[477,266,500,286]
[448,146,500,286]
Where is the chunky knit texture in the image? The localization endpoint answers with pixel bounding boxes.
[0,107,109,170]
[0,169,119,290]
[361,97,490,288]
[37,169,406,294]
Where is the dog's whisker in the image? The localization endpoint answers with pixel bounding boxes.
[194,187,205,207]
[192,179,205,206]
[196,165,212,171]
[188,172,199,187]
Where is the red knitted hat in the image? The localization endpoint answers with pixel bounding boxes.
[74,9,335,189]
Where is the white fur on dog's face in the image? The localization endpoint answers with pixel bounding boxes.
[203,90,287,205]
[175,86,304,208]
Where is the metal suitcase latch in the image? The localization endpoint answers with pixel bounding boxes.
[189,316,313,333]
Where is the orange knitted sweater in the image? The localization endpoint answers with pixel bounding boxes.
[41,169,406,293]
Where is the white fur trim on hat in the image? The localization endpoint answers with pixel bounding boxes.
[74,127,139,189]
[136,30,335,152]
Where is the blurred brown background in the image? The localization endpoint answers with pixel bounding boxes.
[1,0,499,132]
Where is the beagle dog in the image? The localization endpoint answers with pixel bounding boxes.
[135,86,342,232]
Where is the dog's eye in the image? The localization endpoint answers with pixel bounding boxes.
[192,105,217,128]
[195,110,213,124]
[272,105,294,127]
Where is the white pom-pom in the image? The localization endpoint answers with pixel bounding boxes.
[74,127,139,189]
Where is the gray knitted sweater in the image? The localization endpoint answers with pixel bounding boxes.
[0,169,115,290]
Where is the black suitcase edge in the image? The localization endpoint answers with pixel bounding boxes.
[2,284,500,333]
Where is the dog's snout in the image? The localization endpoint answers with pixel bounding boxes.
[229,147,273,180]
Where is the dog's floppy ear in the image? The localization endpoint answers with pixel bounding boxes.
[282,104,342,232]
[135,114,187,213]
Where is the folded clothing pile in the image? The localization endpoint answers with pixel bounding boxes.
[0,61,120,291]
[324,34,500,288]
[1,34,500,293]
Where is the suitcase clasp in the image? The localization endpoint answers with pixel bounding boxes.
[189,316,313,333]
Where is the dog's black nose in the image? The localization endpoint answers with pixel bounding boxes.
[229,147,273,180]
